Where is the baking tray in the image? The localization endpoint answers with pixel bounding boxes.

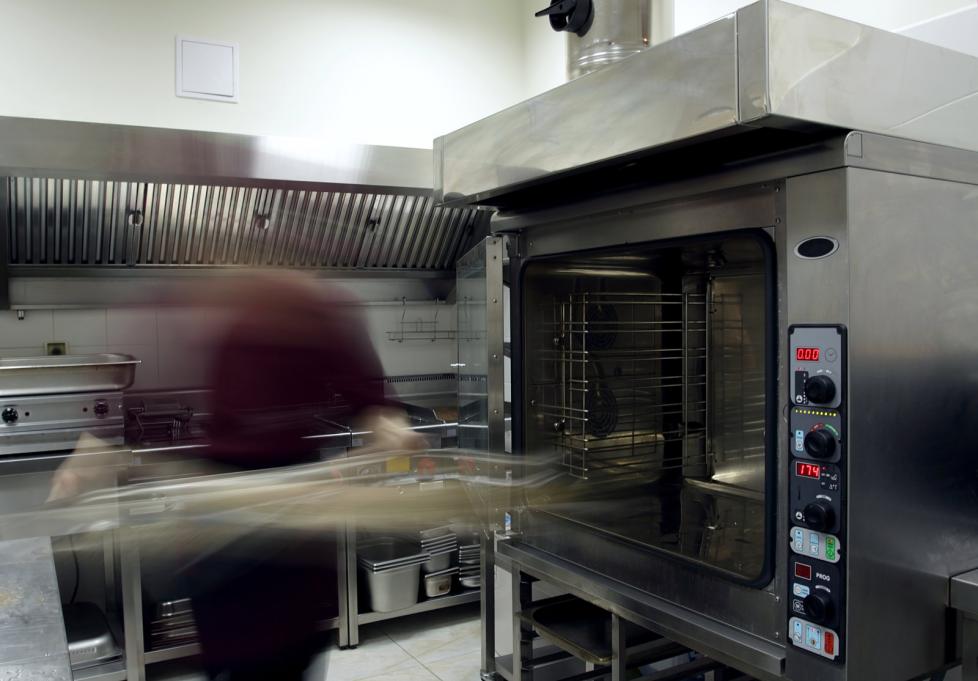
[0,354,140,396]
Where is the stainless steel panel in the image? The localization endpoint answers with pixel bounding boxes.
[436,0,978,205]
[765,1,978,154]
[4,177,484,272]
[0,537,72,681]
[523,183,779,259]
[0,116,433,191]
[953,570,978,616]
[437,16,739,203]
[0,354,138,396]
[842,168,978,681]
[782,169,849,681]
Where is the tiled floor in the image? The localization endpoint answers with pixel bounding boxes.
[149,603,482,681]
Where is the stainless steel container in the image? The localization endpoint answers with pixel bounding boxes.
[0,354,139,397]
[423,567,457,599]
[422,550,453,574]
[358,538,429,613]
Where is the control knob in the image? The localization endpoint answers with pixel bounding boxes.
[804,375,836,404]
[94,400,110,417]
[803,592,835,624]
[804,428,836,459]
[1,407,17,424]
[803,501,835,532]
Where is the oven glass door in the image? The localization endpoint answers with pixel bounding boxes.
[520,232,774,581]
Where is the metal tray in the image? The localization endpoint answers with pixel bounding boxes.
[63,602,123,670]
[0,354,140,396]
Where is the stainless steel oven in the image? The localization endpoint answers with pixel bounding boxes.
[440,2,978,680]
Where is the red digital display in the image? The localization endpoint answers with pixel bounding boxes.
[794,563,813,580]
[796,461,821,479]
[796,347,820,361]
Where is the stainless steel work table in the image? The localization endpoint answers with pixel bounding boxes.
[0,537,73,681]
[951,569,978,680]
[498,540,786,681]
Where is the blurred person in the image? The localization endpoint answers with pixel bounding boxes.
[181,273,422,681]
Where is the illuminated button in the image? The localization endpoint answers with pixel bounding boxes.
[792,528,804,549]
[794,562,813,580]
[825,537,837,561]
[824,631,836,655]
[793,583,811,598]
[806,625,821,650]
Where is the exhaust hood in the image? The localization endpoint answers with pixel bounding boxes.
[0,117,487,274]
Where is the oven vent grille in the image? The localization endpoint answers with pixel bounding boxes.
[3,177,486,270]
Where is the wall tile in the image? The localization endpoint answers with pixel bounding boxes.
[71,345,108,356]
[53,309,107,346]
[0,347,47,358]
[0,310,54,348]
[107,308,158,346]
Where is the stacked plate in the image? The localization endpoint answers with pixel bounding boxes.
[419,526,458,573]
[458,562,481,590]
[457,539,481,589]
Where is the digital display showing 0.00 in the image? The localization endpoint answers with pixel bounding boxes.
[796,347,820,361]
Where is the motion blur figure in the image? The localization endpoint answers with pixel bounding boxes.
[185,273,420,681]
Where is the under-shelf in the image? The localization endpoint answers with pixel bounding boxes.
[358,589,480,625]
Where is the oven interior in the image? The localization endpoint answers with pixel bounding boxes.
[521,233,771,580]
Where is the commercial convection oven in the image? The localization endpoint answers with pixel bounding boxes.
[439,2,978,680]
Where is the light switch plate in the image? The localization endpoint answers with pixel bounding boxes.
[176,35,239,102]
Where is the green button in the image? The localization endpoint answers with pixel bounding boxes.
[826,537,836,548]
[826,547,836,560]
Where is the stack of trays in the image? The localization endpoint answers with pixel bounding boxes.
[358,538,431,612]
[458,540,481,589]
[419,525,458,573]
[148,598,197,650]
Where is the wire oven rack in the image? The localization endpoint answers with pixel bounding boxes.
[534,291,709,481]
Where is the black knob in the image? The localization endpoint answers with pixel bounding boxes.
[803,592,835,624]
[803,501,835,532]
[1,407,18,424]
[534,0,594,36]
[804,375,836,404]
[94,400,110,417]
[804,428,836,459]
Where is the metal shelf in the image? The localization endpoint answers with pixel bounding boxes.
[358,589,480,625]
[72,658,127,681]
[144,642,201,665]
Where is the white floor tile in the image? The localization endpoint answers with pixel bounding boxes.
[381,608,481,665]
[354,658,440,681]
[421,648,482,681]
[322,629,412,681]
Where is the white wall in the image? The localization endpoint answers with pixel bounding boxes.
[521,0,568,98]
[673,0,975,35]
[0,0,531,148]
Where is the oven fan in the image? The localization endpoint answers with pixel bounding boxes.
[585,302,618,351]
[586,383,618,438]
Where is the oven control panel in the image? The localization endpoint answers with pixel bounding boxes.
[788,326,846,664]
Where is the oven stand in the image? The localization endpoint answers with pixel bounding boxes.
[500,541,785,681]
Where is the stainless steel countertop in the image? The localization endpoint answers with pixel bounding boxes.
[0,537,72,680]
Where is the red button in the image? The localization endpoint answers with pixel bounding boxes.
[824,632,835,655]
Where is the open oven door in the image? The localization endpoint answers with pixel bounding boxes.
[456,235,509,679]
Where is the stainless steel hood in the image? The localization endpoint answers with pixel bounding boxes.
[435,0,978,206]
[0,117,486,273]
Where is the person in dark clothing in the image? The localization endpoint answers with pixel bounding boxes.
[185,274,419,681]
